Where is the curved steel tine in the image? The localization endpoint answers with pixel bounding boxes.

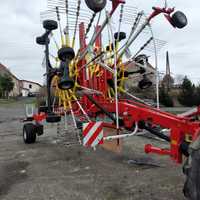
[40,10,57,15]
[124,5,138,9]
[124,8,138,11]
[123,17,139,23]
[123,13,138,18]
[56,0,77,4]
[124,9,138,14]
[133,37,154,57]
[85,13,97,36]
[40,11,57,21]
[46,8,92,19]
[69,17,90,22]
[155,39,167,45]
[146,39,167,52]
[69,18,90,23]
[40,13,55,18]
[123,8,138,14]
[40,16,56,22]
[49,7,92,17]
[48,2,93,13]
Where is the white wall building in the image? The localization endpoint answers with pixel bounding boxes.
[21,80,42,97]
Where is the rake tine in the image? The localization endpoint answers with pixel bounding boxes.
[71,0,81,48]
[123,10,138,16]
[116,4,124,43]
[48,4,93,14]
[116,11,144,58]
[55,6,65,46]
[133,37,153,58]
[125,5,138,9]
[47,7,92,18]
[63,0,71,47]
[85,12,97,37]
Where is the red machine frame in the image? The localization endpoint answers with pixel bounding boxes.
[32,0,200,164]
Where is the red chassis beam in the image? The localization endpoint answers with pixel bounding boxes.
[87,99,200,164]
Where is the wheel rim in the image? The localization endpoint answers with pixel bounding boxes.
[23,129,27,141]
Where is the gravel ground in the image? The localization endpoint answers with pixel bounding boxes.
[0,99,187,200]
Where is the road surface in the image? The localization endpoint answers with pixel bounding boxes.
[0,99,186,200]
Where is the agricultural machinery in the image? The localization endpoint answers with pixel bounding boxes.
[22,0,200,199]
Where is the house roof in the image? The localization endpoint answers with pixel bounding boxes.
[124,60,156,71]
[0,63,19,81]
[20,80,42,87]
[0,63,42,87]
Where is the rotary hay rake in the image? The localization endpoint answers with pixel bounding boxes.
[22,0,200,199]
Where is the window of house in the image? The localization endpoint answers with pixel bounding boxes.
[29,84,32,89]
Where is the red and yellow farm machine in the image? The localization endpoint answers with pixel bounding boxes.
[22,0,200,199]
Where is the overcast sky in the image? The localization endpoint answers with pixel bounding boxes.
[0,0,199,85]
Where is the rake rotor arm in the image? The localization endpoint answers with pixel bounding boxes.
[148,7,174,22]
[110,0,125,15]
[88,99,200,163]
[86,94,116,122]
[79,0,124,60]
[138,121,171,142]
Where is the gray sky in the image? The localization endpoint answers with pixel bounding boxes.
[0,0,199,85]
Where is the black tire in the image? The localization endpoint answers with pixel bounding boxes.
[58,77,75,90]
[46,113,61,123]
[35,124,44,136]
[135,54,148,65]
[138,76,152,89]
[114,32,126,41]
[183,149,200,200]
[36,36,46,45]
[58,47,75,61]
[85,0,107,13]
[171,11,188,29]
[23,123,37,144]
[43,20,58,30]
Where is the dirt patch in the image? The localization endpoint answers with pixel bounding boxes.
[0,161,29,197]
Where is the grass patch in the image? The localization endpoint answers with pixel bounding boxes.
[0,99,17,105]
[0,97,37,106]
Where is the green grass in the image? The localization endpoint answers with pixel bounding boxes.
[0,97,37,106]
[0,99,17,104]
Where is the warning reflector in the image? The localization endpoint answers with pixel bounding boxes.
[82,122,103,148]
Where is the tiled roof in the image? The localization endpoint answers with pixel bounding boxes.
[0,63,42,87]
[0,63,19,80]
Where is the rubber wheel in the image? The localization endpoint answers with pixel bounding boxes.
[43,20,58,30]
[38,106,48,113]
[36,36,46,45]
[138,76,152,89]
[135,54,148,65]
[114,32,126,41]
[183,149,200,200]
[171,11,188,29]
[46,113,61,123]
[58,77,75,90]
[23,123,37,144]
[85,0,107,13]
[58,47,75,61]
[35,124,44,136]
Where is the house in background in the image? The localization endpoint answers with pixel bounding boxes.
[21,80,42,97]
[0,63,42,97]
[124,59,156,88]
